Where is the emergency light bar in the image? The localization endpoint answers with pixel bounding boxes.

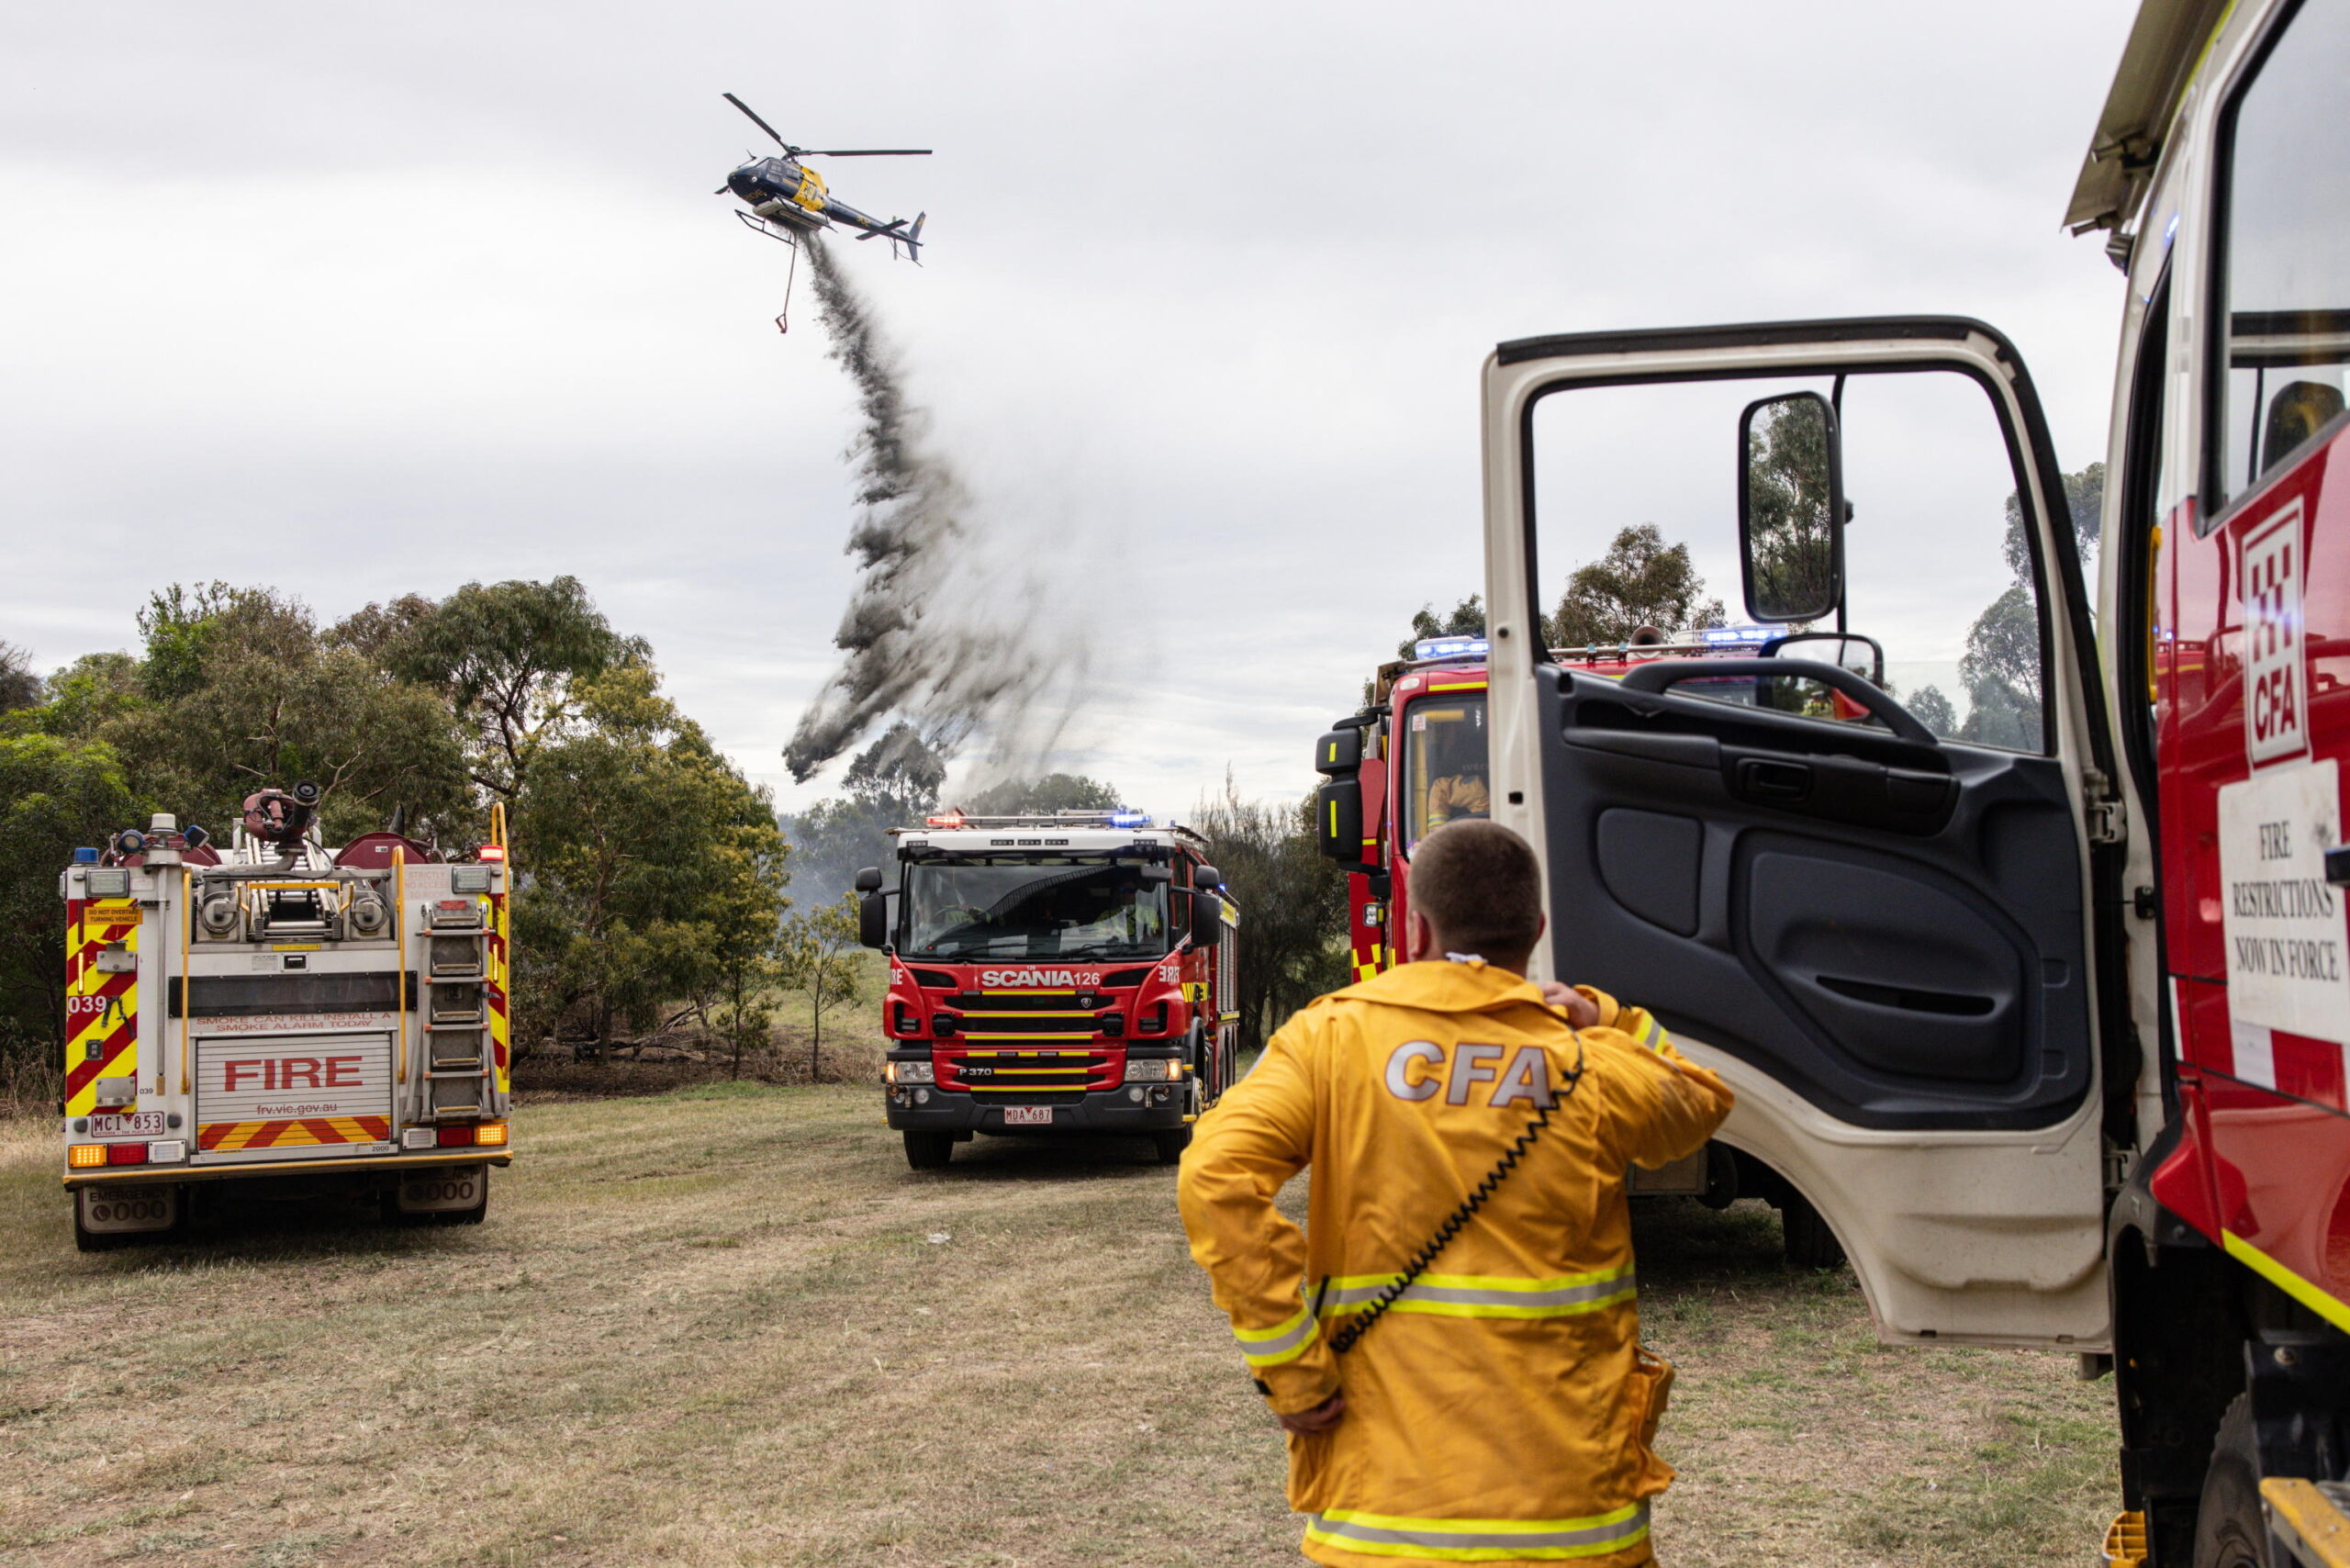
[921,811,1152,830]
[1700,624,1783,649]
[1413,635,1490,661]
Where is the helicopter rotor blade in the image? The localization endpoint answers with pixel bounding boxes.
[800,148,933,157]
[722,93,793,152]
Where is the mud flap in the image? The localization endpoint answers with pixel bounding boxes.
[395,1164,487,1214]
[76,1184,179,1235]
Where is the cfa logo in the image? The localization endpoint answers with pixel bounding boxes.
[222,1057,364,1092]
[1384,1040,1554,1108]
[2244,503,2308,766]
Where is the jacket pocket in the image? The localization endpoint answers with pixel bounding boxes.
[1625,1345,1677,1498]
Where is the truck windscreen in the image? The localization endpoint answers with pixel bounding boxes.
[899,857,1169,959]
[1403,693,1488,856]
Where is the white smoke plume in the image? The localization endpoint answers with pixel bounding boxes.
[782,237,1091,785]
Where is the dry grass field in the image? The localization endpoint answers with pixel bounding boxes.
[0,1082,2118,1567]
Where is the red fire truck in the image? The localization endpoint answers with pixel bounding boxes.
[1313,628,1853,1267]
[858,811,1238,1170]
[62,785,513,1249]
[1388,1,2349,1559]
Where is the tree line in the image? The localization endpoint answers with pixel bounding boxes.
[0,578,828,1089]
[0,582,1360,1096]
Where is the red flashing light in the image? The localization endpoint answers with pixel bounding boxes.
[106,1143,150,1166]
[925,814,966,828]
[477,846,506,861]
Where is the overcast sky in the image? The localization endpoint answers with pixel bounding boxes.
[1,0,2139,821]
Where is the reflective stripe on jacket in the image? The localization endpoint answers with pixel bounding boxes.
[1179,961,1733,1568]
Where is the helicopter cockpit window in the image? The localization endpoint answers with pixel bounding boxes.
[1403,695,1489,856]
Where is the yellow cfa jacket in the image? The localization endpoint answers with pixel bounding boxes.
[1178,961,1733,1568]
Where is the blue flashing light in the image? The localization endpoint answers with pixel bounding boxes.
[1699,624,1782,649]
[1108,810,1151,828]
[72,847,99,864]
[1413,635,1490,661]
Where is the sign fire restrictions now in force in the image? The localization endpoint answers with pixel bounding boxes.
[2218,757,2350,1045]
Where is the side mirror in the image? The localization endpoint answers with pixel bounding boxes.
[857,891,890,951]
[1314,726,1364,777]
[1314,778,1364,866]
[1189,890,1225,946]
[853,866,884,893]
[1764,632,1884,686]
[1738,391,1845,624]
[1193,864,1224,890]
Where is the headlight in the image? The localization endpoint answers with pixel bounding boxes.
[888,1060,935,1084]
[1124,1058,1179,1083]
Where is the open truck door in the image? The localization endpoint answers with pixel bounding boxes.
[1480,318,2125,1348]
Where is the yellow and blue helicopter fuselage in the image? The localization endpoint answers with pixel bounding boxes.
[726,156,922,257]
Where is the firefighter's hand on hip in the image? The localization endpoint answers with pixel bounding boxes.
[1278,1393,1346,1436]
[1539,981,1599,1029]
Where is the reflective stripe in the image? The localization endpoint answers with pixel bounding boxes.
[1305,1503,1649,1561]
[1624,1010,1665,1052]
[1234,1304,1321,1367]
[1321,1267,1634,1320]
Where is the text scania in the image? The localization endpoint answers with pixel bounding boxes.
[976,969,1104,988]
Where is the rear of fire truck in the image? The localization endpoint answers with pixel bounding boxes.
[1309,630,1857,1268]
[858,811,1237,1170]
[62,783,513,1249]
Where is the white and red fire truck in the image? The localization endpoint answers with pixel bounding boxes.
[62,784,514,1249]
[857,811,1237,1170]
[1399,1,2349,1560]
[1312,627,1855,1268]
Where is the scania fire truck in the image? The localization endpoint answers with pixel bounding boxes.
[61,784,514,1249]
[1419,1,2350,1559]
[857,811,1237,1170]
[1312,628,1856,1267]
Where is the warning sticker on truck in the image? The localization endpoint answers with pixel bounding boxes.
[2218,758,2350,1045]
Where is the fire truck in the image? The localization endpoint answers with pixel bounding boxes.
[857,811,1237,1170]
[1374,1,2348,1560]
[61,783,514,1249]
[1311,627,1855,1268]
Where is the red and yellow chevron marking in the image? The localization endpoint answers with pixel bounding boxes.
[487,888,510,1096]
[64,897,141,1116]
[197,1116,393,1152]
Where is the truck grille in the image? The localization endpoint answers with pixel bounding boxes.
[957,1014,1100,1036]
[939,1048,1115,1094]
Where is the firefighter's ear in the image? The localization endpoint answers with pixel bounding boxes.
[1404,910,1438,964]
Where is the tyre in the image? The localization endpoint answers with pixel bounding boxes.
[903,1130,954,1170]
[1781,1192,1846,1270]
[1153,1126,1192,1165]
[2193,1394,2275,1568]
[73,1207,127,1252]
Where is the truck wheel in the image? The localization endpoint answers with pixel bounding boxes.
[903,1131,954,1170]
[73,1205,127,1252]
[1152,1126,1192,1165]
[1781,1193,1846,1270]
[2193,1394,2276,1568]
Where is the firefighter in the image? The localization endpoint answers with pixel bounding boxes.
[1178,819,1732,1568]
[1423,762,1489,825]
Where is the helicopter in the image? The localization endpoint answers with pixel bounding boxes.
[720,93,930,262]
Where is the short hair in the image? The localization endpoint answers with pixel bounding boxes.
[1411,820,1542,958]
